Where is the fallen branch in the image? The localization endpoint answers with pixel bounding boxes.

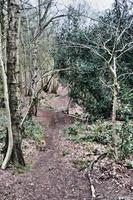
[87,171,96,200]
[86,153,107,200]
[89,153,107,172]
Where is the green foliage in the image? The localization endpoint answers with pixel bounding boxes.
[65,134,84,143]
[125,160,133,169]
[64,121,86,136]
[88,121,112,145]
[117,83,133,121]
[90,121,133,160]
[117,103,133,121]
[86,121,133,159]
[64,121,112,144]
[64,122,89,143]
[118,122,133,159]
[23,119,43,143]
[55,2,133,120]
[64,120,133,160]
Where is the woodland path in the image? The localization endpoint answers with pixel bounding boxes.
[0,106,91,200]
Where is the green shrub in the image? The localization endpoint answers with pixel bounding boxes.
[87,121,133,159]
[88,121,112,145]
[23,119,43,143]
[64,120,133,160]
[118,122,133,159]
[117,103,133,121]
[64,121,86,136]
[64,121,112,144]
[63,122,88,143]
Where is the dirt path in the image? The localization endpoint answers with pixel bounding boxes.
[0,90,133,200]
[0,108,91,200]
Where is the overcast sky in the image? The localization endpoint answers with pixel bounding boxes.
[30,0,114,11]
[88,0,113,10]
[57,0,114,11]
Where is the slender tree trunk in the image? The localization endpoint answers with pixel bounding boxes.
[6,0,25,166]
[27,39,38,118]
[111,56,119,160]
[112,77,118,159]
[25,14,33,96]
[0,25,14,170]
[20,29,29,96]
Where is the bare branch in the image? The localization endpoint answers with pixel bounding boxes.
[118,72,133,80]
[116,41,133,53]
[66,41,108,62]
[117,19,133,43]
[102,42,112,56]
[34,14,67,40]
[40,0,52,24]
[116,43,133,58]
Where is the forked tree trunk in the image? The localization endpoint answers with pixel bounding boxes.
[6,0,25,166]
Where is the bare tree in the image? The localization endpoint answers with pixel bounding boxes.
[20,0,67,118]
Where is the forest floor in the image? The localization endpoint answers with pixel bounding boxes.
[0,86,133,200]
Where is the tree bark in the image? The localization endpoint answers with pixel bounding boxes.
[6,0,25,166]
[0,0,4,36]
[0,24,14,170]
[111,56,119,160]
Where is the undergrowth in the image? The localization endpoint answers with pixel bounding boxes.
[0,113,44,144]
[23,119,44,143]
[64,120,133,161]
[11,162,32,175]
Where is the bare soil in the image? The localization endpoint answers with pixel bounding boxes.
[0,107,91,200]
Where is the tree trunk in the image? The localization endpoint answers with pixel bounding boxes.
[112,77,118,159]
[0,24,14,170]
[27,40,38,118]
[0,0,4,36]
[6,0,25,166]
[111,56,119,160]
